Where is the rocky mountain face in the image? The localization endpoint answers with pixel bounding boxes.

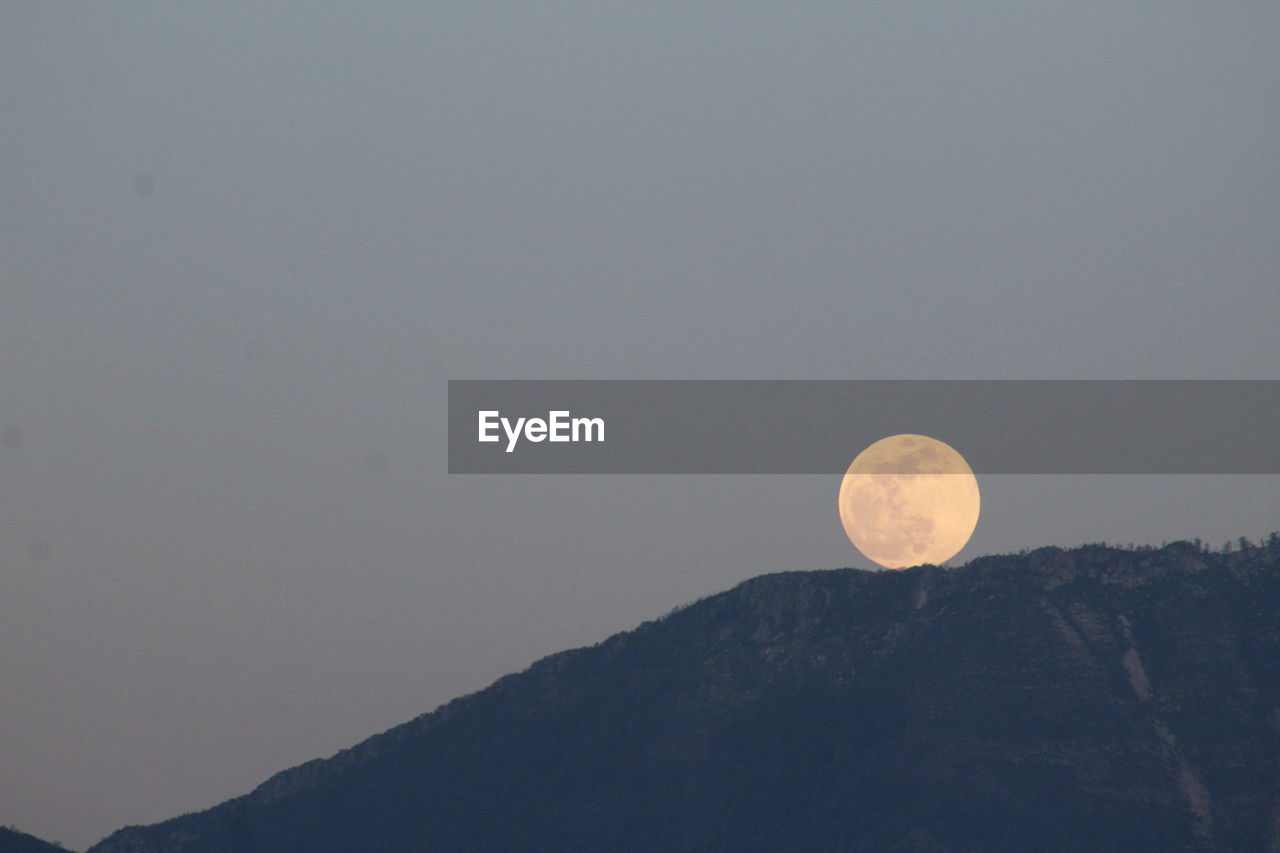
[88,540,1280,852]
[0,827,69,853]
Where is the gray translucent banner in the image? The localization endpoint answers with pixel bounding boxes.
[448,380,1280,474]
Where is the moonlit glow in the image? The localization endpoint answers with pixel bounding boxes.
[838,434,981,569]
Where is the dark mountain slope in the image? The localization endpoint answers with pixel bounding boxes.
[90,541,1280,852]
[0,827,69,853]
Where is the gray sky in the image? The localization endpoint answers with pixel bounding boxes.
[2,4,1278,848]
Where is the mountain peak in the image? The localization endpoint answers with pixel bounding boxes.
[91,539,1280,852]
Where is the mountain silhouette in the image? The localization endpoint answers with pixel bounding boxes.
[89,539,1280,852]
[0,826,68,853]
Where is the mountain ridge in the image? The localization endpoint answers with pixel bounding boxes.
[0,826,69,853]
[89,539,1280,852]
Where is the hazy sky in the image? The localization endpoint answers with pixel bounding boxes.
[3,4,1279,848]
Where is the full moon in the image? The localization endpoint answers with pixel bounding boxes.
[838,434,980,569]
